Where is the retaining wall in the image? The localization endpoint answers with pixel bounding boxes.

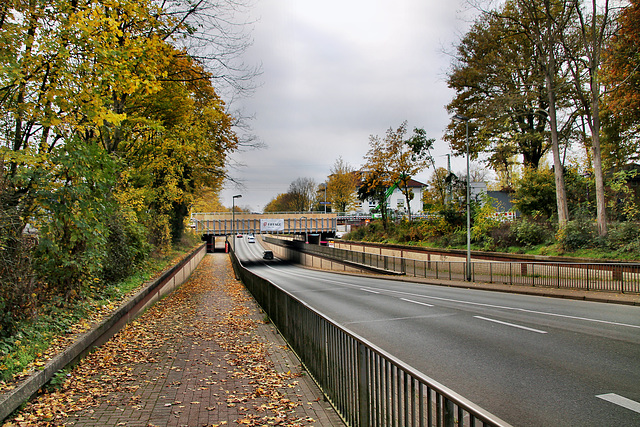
[0,244,207,422]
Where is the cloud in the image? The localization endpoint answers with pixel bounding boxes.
[220,0,475,211]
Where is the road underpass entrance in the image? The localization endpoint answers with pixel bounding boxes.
[192,212,338,252]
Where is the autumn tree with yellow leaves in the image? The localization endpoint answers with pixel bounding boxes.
[0,0,252,333]
[326,157,358,213]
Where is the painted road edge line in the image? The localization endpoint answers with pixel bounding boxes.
[474,316,548,334]
[597,393,640,414]
[400,298,434,307]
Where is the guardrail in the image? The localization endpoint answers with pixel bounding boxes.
[229,245,512,427]
[264,237,640,293]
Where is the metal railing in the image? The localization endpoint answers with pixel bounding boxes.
[230,246,512,427]
[264,237,640,293]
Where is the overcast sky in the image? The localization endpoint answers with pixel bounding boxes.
[220,0,478,212]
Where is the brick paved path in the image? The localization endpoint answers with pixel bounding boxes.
[55,253,344,427]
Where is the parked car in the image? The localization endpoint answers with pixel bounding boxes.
[263,250,274,260]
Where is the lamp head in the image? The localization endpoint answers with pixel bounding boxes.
[453,114,469,122]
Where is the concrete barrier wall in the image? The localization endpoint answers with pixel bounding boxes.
[335,241,463,262]
[0,244,207,422]
[260,237,365,274]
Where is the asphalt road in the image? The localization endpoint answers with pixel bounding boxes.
[233,237,640,426]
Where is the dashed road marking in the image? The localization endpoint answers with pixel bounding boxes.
[474,316,548,334]
[597,393,640,414]
[400,298,434,307]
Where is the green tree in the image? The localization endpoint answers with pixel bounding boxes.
[513,167,558,219]
[34,140,116,297]
[561,0,619,237]
[362,122,434,221]
[445,6,550,170]
[423,167,450,212]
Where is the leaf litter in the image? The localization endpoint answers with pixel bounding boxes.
[2,255,322,426]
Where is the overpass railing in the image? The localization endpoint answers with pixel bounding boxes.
[229,245,512,427]
[191,212,337,235]
[264,237,640,293]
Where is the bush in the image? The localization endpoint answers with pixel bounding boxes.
[606,222,640,254]
[514,218,551,247]
[559,217,597,250]
[102,212,151,285]
[489,222,517,248]
[437,228,467,248]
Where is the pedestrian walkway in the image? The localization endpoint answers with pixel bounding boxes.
[8,254,344,427]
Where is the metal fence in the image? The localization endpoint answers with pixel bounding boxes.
[229,247,512,427]
[264,237,640,294]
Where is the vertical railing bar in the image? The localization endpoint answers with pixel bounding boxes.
[444,397,454,427]
[419,383,425,427]
[369,351,375,427]
[427,387,433,427]
[386,360,392,427]
[392,364,397,427]
[404,370,409,426]
[355,338,361,425]
[375,352,381,427]
[411,376,416,427]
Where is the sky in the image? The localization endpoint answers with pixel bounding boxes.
[220,0,478,212]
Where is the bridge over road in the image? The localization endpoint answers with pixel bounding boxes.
[191,212,337,250]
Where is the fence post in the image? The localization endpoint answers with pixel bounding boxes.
[510,263,513,285]
[586,266,590,291]
[358,342,370,427]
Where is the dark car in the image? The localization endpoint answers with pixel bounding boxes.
[263,250,274,260]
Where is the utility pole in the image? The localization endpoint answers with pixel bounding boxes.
[447,154,451,204]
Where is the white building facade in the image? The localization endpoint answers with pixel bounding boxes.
[355,178,425,216]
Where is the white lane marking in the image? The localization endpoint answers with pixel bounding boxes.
[361,288,380,294]
[400,298,434,307]
[474,316,548,334]
[345,313,454,325]
[597,393,640,414]
[258,263,640,330]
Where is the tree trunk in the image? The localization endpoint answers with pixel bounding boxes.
[590,95,608,236]
[545,57,570,227]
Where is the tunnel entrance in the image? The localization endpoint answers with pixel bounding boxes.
[202,234,228,253]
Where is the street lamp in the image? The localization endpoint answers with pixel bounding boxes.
[232,194,242,239]
[453,114,471,281]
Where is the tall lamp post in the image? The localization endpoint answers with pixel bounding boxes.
[453,114,471,281]
[232,194,242,239]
